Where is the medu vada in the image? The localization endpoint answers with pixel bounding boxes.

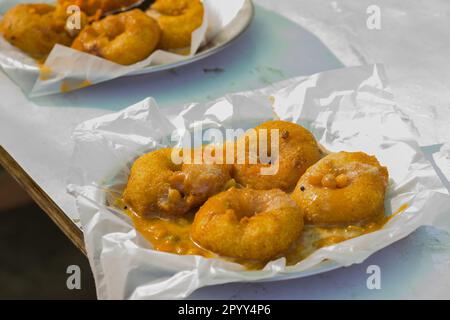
[291,151,389,225]
[1,3,86,60]
[123,147,233,217]
[191,188,304,261]
[71,9,160,65]
[147,0,204,50]
[233,120,322,192]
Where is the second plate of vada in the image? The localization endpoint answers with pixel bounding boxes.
[1,0,207,64]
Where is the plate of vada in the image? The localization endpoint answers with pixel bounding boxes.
[119,120,391,270]
[68,65,450,299]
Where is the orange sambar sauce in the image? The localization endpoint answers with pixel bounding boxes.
[132,212,213,258]
[114,198,213,258]
[117,198,408,270]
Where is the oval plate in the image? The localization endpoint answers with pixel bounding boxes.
[128,0,255,76]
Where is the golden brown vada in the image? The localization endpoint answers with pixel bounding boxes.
[71,9,160,65]
[147,0,204,50]
[123,148,182,216]
[233,120,322,192]
[291,151,389,225]
[123,147,233,217]
[1,3,86,60]
[191,188,304,261]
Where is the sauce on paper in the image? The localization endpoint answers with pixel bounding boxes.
[60,79,92,93]
[38,63,53,80]
[115,196,409,270]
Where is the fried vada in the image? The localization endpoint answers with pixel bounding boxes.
[233,120,322,192]
[1,3,86,60]
[291,151,389,225]
[71,9,160,65]
[147,0,204,50]
[123,147,233,217]
[191,188,304,261]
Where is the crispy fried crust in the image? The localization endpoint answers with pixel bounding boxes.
[71,9,160,65]
[291,151,389,225]
[233,120,322,192]
[123,148,233,217]
[1,3,84,59]
[148,0,203,50]
[191,188,304,261]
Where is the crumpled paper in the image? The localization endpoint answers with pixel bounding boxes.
[68,64,450,299]
[0,0,246,96]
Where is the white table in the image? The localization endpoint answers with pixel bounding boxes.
[1,0,449,299]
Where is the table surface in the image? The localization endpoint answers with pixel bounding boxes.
[1,0,450,299]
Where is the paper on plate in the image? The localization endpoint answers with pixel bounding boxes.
[0,0,246,97]
[68,64,450,299]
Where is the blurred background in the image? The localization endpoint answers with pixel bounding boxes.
[0,166,96,299]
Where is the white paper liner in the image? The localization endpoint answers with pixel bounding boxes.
[0,0,246,97]
[68,64,450,299]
